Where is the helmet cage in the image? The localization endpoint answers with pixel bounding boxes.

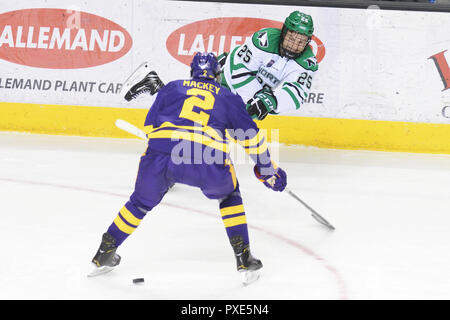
[280,26,311,59]
[190,52,220,80]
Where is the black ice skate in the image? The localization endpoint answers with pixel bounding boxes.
[230,235,263,285]
[120,61,164,101]
[88,232,121,277]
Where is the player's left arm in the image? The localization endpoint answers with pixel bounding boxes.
[246,64,317,119]
[271,67,316,114]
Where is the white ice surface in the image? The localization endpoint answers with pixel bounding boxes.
[1,132,450,300]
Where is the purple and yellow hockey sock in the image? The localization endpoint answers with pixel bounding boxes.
[107,201,147,246]
[219,188,249,246]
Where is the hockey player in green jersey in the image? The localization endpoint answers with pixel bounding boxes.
[218,11,318,120]
[121,11,317,121]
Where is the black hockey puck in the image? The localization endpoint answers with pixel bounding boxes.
[133,278,145,284]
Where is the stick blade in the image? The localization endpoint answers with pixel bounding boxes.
[119,61,151,98]
[115,119,147,140]
[311,213,335,230]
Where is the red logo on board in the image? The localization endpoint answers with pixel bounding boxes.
[166,17,325,66]
[0,8,133,69]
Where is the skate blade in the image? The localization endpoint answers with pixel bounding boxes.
[87,264,116,277]
[241,270,260,286]
[120,61,151,97]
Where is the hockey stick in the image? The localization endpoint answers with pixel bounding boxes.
[115,119,147,140]
[285,187,335,230]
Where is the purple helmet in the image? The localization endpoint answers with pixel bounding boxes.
[190,52,220,80]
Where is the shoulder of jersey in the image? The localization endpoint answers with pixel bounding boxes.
[219,84,245,103]
[160,79,176,91]
[164,79,188,92]
[251,28,281,54]
[294,46,319,72]
[168,79,183,86]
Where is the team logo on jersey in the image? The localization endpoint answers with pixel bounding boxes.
[257,31,268,48]
[266,59,275,68]
[306,57,317,67]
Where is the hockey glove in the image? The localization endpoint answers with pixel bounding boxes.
[217,52,229,72]
[254,165,287,192]
[246,88,278,121]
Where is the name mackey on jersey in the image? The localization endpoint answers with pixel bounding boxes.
[143,78,273,170]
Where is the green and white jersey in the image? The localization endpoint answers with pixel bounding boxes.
[221,28,318,114]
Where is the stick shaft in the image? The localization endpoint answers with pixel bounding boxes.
[286,188,318,215]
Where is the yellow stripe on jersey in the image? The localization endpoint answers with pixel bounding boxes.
[143,125,154,135]
[113,215,136,234]
[220,204,245,217]
[226,130,268,155]
[146,121,227,143]
[244,141,268,155]
[147,122,267,155]
[223,215,247,228]
[147,129,230,153]
[226,129,266,147]
[119,206,142,226]
[224,159,237,190]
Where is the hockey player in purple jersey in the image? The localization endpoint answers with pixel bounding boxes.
[89,53,287,284]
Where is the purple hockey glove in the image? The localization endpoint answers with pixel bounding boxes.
[253,165,287,192]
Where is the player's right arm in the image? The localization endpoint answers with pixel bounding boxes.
[221,32,266,103]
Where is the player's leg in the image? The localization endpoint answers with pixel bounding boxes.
[200,160,263,276]
[90,151,173,274]
[219,184,262,273]
[106,151,173,247]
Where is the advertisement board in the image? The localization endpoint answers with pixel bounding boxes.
[0,0,449,152]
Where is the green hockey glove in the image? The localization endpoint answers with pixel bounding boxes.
[246,88,278,120]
